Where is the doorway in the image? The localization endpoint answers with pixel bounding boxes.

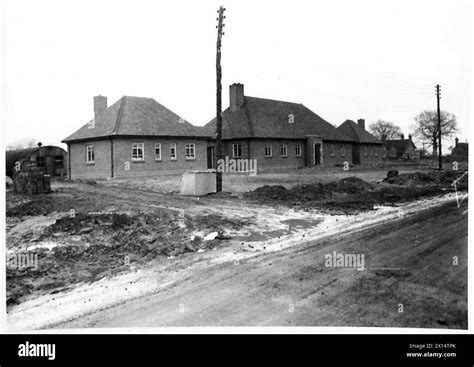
[207,146,215,169]
[314,143,321,165]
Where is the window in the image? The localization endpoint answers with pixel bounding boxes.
[264,144,273,157]
[341,146,345,157]
[132,143,144,161]
[185,143,195,160]
[364,146,368,157]
[37,156,45,168]
[330,144,336,157]
[281,144,288,157]
[155,143,161,161]
[55,156,64,168]
[295,143,302,157]
[375,147,379,157]
[170,143,177,160]
[86,145,95,163]
[232,144,242,158]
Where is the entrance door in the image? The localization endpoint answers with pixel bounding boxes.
[314,143,321,165]
[46,156,55,176]
[207,146,215,169]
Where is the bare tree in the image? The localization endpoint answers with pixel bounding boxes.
[412,110,457,156]
[6,138,38,150]
[368,120,402,140]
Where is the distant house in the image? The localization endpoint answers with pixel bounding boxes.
[6,144,67,178]
[382,134,419,160]
[451,137,468,161]
[336,119,383,164]
[203,83,353,170]
[62,96,212,179]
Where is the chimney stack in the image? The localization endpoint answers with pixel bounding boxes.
[408,134,412,140]
[400,133,405,140]
[357,119,365,130]
[94,95,107,119]
[455,137,459,147]
[229,83,245,112]
[381,134,387,143]
[37,142,42,147]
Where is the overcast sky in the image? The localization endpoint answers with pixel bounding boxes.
[2,0,472,149]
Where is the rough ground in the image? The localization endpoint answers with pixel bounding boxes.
[5,168,468,329]
[244,170,467,213]
[7,195,467,329]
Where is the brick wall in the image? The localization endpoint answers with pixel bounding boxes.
[69,138,210,179]
[112,138,209,178]
[322,141,353,166]
[69,139,112,179]
[358,143,384,164]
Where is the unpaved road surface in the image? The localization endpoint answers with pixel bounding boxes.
[20,195,466,329]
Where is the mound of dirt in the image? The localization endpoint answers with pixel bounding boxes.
[245,173,467,213]
[6,210,249,306]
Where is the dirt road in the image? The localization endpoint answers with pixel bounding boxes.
[47,197,467,329]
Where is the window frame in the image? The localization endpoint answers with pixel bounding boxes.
[281,144,288,157]
[341,145,346,157]
[232,143,242,158]
[131,143,145,161]
[154,143,162,161]
[295,143,302,157]
[330,144,336,157]
[170,143,177,161]
[86,145,95,164]
[264,144,273,158]
[185,143,196,160]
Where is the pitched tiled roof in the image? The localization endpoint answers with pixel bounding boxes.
[63,96,210,142]
[337,120,382,144]
[203,96,352,142]
[385,139,417,153]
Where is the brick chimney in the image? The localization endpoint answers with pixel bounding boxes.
[357,119,365,130]
[400,133,405,140]
[408,134,412,140]
[94,95,107,119]
[229,83,244,112]
[455,137,459,147]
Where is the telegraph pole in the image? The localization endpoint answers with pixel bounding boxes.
[436,84,442,170]
[215,6,226,192]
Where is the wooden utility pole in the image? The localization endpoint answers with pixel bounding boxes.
[215,6,226,192]
[436,84,442,170]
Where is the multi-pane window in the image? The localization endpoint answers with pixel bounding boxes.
[264,144,272,157]
[185,143,195,160]
[281,144,288,157]
[330,144,336,157]
[86,145,95,163]
[232,144,242,158]
[341,146,345,157]
[170,143,177,160]
[155,143,161,160]
[132,143,144,161]
[295,143,302,157]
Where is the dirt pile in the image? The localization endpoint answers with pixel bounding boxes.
[7,210,249,306]
[383,170,468,189]
[245,173,467,213]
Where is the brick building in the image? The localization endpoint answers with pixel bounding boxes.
[203,83,353,170]
[382,134,419,160]
[63,96,212,179]
[336,119,384,164]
